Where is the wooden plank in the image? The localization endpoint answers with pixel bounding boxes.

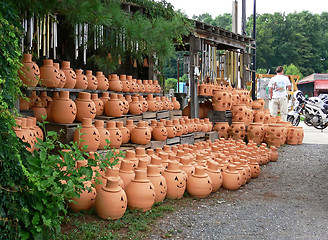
[169,110,182,119]
[121,141,151,150]
[205,131,219,142]
[156,110,169,120]
[142,111,157,120]
[207,110,232,124]
[126,114,143,124]
[45,122,80,144]
[194,138,205,143]
[95,115,127,125]
[150,140,166,149]
[194,131,205,139]
[166,136,180,145]
[20,110,34,117]
[180,133,195,145]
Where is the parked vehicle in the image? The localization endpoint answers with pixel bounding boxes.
[287,90,328,129]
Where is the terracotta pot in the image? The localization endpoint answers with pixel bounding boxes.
[221,164,241,190]
[286,126,299,145]
[137,79,145,93]
[249,157,260,178]
[53,63,66,88]
[269,146,278,162]
[90,93,104,116]
[95,177,127,220]
[265,124,285,147]
[119,160,135,188]
[120,75,130,92]
[153,80,161,93]
[138,95,148,112]
[143,80,150,93]
[69,180,96,212]
[27,117,44,146]
[229,122,246,141]
[29,91,41,108]
[116,121,130,144]
[146,94,157,112]
[75,69,88,89]
[231,104,248,123]
[162,161,186,199]
[51,91,76,123]
[132,79,139,92]
[147,165,167,203]
[295,126,304,144]
[104,93,124,117]
[205,161,222,192]
[247,123,265,145]
[31,101,47,122]
[152,122,168,141]
[73,118,100,152]
[19,53,40,87]
[125,119,136,133]
[213,122,230,140]
[165,120,177,138]
[19,97,30,110]
[172,119,183,137]
[94,120,110,150]
[186,166,212,198]
[39,59,60,87]
[117,94,129,115]
[129,96,143,115]
[254,109,264,123]
[61,61,76,88]
[100,92,110,105]
[130,121,151,145]
[212,89,232,111]
[124,150,138,169]
[39,91,52,108]
[75,92,96,122]
[19,118,34,152]
[125,170,155,211]
[46,100,53,121]
[96,71,109,91]
[108,74,123,92]
[234,161,247,185]
[204,118,213,131]
[106,121,122,149]
[85,70,98,90]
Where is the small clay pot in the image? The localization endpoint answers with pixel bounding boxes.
[221,164,241,190]
[91,93,104,116]
[205,161,222,192]
[213,122,230,140]
[125,150,139,168]
[69,180,96,213]
[119,160,135,188]
[100,92,110,105]
[73,118,100,152]
[116,121,130,144]
[75,92,96,122]
[94,120,110,150]
[108,74,123,92]
[31,101,47,122]
[120,75,130,92]
[125,119,136,133]
[96,71,109,91]
[40,59,60,88]
[53,63,66,88]
[146,94,157,112]
[130,121,151,145]
[61,61,76,88]
[104,93,124,117]
[165,120,177,138]
[147,165,167,203]
[118,94,129,115]
[152,122,168,141]
[187,166,212,198]
[162,161,186,199]
[85,70,98,90]
[51,91,77,124]
[75,69,88,89]
[129,96,143,115]
[106,121,122,149]
[19,53,40,87]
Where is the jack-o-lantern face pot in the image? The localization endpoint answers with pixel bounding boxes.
[162,161,186,199]
[172,97,180,110]
[125,170,156,211]
[234,162,247,186]
[165,120,177,138]
[147,165,167,203]
[179,119,189,135]
[247,123,265,145]
[137,79,145,93]
[104,93,124,117]
[130,121,151,145]
[61,61,76,89]
[100,92,110,105]
[95,177,127,220]
[138,95,148,112]
[120,75,130,92]
[73,118,100,152]
[106,120,122,149]
[118,94,129,115]
[116,121,130,144]
[205,160,223,192]
[31,101,47,122]
[51,91,76,124]
[129,96,143,115]
[152,122,168,141]
[85,70,98,90]
[187,166,212,198]
[53,63,66,88]
[75,69,88,89]
[69,180,96,213]
[96,71,109,91]
[91,93,104,116]
[39,91,52,109]
[213,122,230,140]
[173,119,183,137]
[19,53,40,87]
[119,159,135,188]
[94,120,110,150]
[142,80,150,93]
[146,94,157,112]
[249,157,261,178]
[108,74,123,92]
[75,92,96,122]
[221,164,241,190]
[40,59,60,88]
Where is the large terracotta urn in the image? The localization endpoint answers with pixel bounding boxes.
[130,121,151,145]
[75,69,88,89]
[40,59,60,88]
[104,93,124,117]
[106,121,122,148]
[73,118,100,152]
[162,161,186,199]
[75,92,96,122]
[229,122,246,141]
[108,74,123,92]
[19,53,40,87]
[221,164,241,190]
[51,91,76,124]
[147,165,167,203]
[96,71,109,91]
[85,70,98,90]
[94,120,110,150]
[61,61,76,89]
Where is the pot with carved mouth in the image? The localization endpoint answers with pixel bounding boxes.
[104,93,124,117]
[147,164,167,203]
[75,92,96,122]
[75,69,88,89]
[19,53,40,87]
[96,71,109,91]
[106,120,122,149]
[73,118,100,152]
[187,166,212,198]
[53,63,66,88]
[152,122,168,141]
[51,91,76,124]
[162,161,186,199]
[85,70,98,90]
[40,59,60,88]
[61,61,76,89]
[130,121,151,145]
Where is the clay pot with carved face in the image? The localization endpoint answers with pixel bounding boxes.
[91,93,104,116]
[146,94,157,112]
[104,93,124,117]
[116,121,130,144]
[61,61,76,88]
[69,180,96,212]
[130,121,151,145]
[147,165,167,203]
[75,69,88,89]
[129,96,143,115]
[152,122,168,141]
[221,164,241,190]
[40,59,60,88]
[94,120,110,150]
[53,63,66,88]
[120,75,130,92]
[187,166,212,198]
[51,91,76,123]
[85,70,98,90]
[205,160,222,192]
[96,71,109,91]
[108,74,123,92]
[106,121,122,149]
[19,53,40,87]
[75,92,96,122]
[118,94,129,115]
[162,161,186,199]
[73,118,100,152]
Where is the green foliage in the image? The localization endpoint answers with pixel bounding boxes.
[164,74,188,93]
[283,64,304,79]
[192,12,232,30]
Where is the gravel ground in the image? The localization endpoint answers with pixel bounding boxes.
[148,126,328,239]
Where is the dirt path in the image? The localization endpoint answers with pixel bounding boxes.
[148,143,328,239]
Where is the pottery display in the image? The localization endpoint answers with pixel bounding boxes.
[213,122,230,140]
[231,104,248,122]
[31,101,47,122]
[229,122,246,141]
[96,71,109,91]
[249,157,261,178]
[73,118,100,152]
[108,74,123,92]
[40,59,60,88]
[221,164,241,190]
[75,69,88,89]
[104,93,124,117]
[29,91,41,108]
[162,161,186,199]
[187,166,212,198]
[19,53,40,87]
[69,180,96,213]
[265,124,285,147]
[120,75,130,92]
[165,120,177,138]
[119,160,135,188]
[85,70,98,90]
[94,120,110,150]
[75,92,96,122]
[61,61,76,88]
[51,91,77,124]
[39,91,52,108]
[116,121,130,144]
[129,96,143,115]
[138,95,148,112]
[147,165,167,203]
[247,123,265,145]
[106,121,122,149]
[117,94,129,115]
[152,122,168,141]
[130,121,151,145]
[205,161,222,192]
[91,93,104,116]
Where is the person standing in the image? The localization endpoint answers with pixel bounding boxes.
[268,66,292,121]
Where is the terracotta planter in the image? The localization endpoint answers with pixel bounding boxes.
[120,75,130,92]
[229,122,246,141]
[125,170,155,211]
[31,101,47,122]
[130,121,151,145]
[116,121,130,144]
[186,166,212,198]
[152,122,168,141]
[234,162,247,185]
[75,69,88,89]
[46,100,53,121]
[19,53,40,87]
[118,94,129,115]
[106,121,122,149]
[51,91,76,124]
[162,161,186,199]
[286,126,299,145]
[100,92,110,105]
[153,80,161,93]
[135,147,151,164]
[165,120,177,138]
[295,126,304,144]
[269,146,278,162]
[147,165,167,203]
[95,177,127,220]
[39,59,60,88]
[125,119,136,133]
[91,93,104,116]
[249,157,260,178]
[69,180,96,212]
[221,164,241,190]
[85,70,98,90]
[119,160,135,188]
[39,91,52,108]
[129,96,143,115]
[146,94,157,112]
[125,150,139,168]
[61,61,76,88]
[231,104,248,123]
[265,124,285,147]
[212,89,232,111]
[213,122,230,139]
[73,118,100,152]
[96,71,109,91]
[247,123,265,145]
[205,161,223,192]
[254,109,265,123]
[75,92,96,122]
[204,118,213,131]
[138,95,148,112]
[172,119,183,137]
[19,97,30,110]
[53,63,66,88]
[108,74,123,92]
[94,120,110,150]
[104,93,124,117]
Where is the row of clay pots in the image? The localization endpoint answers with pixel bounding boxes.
[69,139,279,219]
[19,54,161,93]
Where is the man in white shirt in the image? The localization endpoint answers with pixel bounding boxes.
[268,66,292,121]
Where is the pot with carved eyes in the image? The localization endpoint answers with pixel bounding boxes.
[40,59,60,88]
[162,161,186,199]
[61,61,76,89]
[106,120,122,149]
[130,121,151,145]
[51,91,76,124]
[19,53,40,87]
[152,122,168,141]
[116,121,130,144]
[108,74,123,92]
[94,120,110,150]
[75,69,88,89]
[75,92,96,122]
[221,164,242,190]
[187,166,212,198]
[96,71,109,91]
[91,93,104,116]
[53,63,66,88]
[85,70,98,90]
[147,164,167,203]
[120,74,130,92]
[104,93,124,117]
[118,94,129,115]
[73,118,100,152]
[129,96,143,115]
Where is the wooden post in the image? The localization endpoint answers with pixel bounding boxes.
[190,36,199,118]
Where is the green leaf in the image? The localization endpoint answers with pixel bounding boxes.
[32,213,40,225]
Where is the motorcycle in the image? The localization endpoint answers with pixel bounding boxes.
[287,90,328,129]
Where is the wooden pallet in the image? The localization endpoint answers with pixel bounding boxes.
[180,133,195,145]
[166,136,180,145]
[121,141,152,150]
[205,131,219,142]
[207,110,232,125]
[150,140,167,149]
[126,114,143,124]
[95,115,127,124]
[45,122,80,144]
[20,110,35,117]
[142,111,157,120]
[169,110,182,119]
[157,110,169,120]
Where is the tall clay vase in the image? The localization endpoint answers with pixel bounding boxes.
[91,93,104,116]
[119,160,135,189]
[75,92,96,122]
[162,161,186,199]
[51,91,76,123]
[61,61,76,88]
[118,94,129,115]
[39,59,60,88]
[104,93,124,117]
[31,101,47,122]
[108,74,123,92]
[73,118,100,152]
[130,121,151,145]
[213,122,230,140]
[95,177,127,220]
[221,164,241,190]
[125,170,155,211]
[129,96,143,115]
[86,70,98,90]
[247,123,265,145]
[106,121,122,149]
[75,69,88,89]
[205,161,223,193]
[249,157,260,178]
[53,63,66,88]
[69,180,96,213]
[19,53,40,87]
[147,165,167,203]
[187,166,212,198]
[94,120,110,150]
[96,71,109,91]
[152,122,168,141]
[116,121,130,144]
[146,94,157,112]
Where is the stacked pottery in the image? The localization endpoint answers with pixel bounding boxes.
[91,93,104,116]
[254,109,264,123]
[106,121,122,149]
[53,63,66,88]
[147,165,167,203]
[221,164,241,190]
[212,88,232,111]
[51,91,77,124]
[120,75,130,92]
[229,122,246,141]
[19,53,40,87]
[31,101,47,122]
[85,70,98,90]
[165,120,177,138]
[213,122,230,140]
[119,160,135,188]
[75,92,96,122]
[247,123,265,145]
[162,161,186,199]
[108,74,123,92]
[75,69,88,89]
[104,93,124,117]
[117,94,129,115]
[61,61,76,88]
[173,119,183,137]
[125,170,155,211]
[40,59,60,88]
[187,166,212,198]
[73,118,100,152]
[171,97,180,110]
[96,71,109,91]
[94,120,110,150]
[130,121,151,145]
[231,104,248,123]
[138,95,148,112]
[146,94,157,112]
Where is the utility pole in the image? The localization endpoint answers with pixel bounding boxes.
[251,0,257,100]
[232,0,238,33]
[242,0,247,36]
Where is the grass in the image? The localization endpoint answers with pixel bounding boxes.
[58,201,175,240]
